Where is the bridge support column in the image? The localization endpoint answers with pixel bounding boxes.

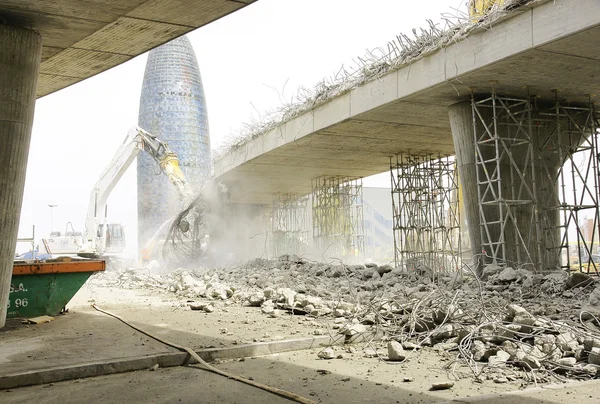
[311,177,364,262]
[449,93,598,275]
[0,25,42,328]
[271,193,309,258]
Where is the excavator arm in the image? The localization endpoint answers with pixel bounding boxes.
[82,126,194,256]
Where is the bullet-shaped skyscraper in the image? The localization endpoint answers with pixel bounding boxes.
[137,36,211,251]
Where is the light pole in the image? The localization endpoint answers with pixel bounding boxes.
[48,204,58,233]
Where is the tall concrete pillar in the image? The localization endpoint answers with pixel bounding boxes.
[449,102,483,272]
[0,25,42,327]
[449,100,565,275]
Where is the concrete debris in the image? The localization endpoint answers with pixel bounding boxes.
[363,348,378,358]
[89,256,600,386]
[260,300,275,314]
[402,341,420,350]
[495,267,518,283]
[588,348,600,366]
[318,348,336,360]
[339,323,367,336]
[387,341,406,361]
[488,350,510,366]
[557,357,577,367]
[566,272,595,289]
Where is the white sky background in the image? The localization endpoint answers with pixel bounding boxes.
[17,0,466,255]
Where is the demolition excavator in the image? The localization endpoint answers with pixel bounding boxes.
[44,126,200,260]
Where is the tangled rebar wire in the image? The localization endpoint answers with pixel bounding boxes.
[213,0,542,161]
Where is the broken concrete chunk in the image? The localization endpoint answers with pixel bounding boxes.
[318,347,335,360]
[340,323,367,336]
[434,342,458,351]
[433,304,462,324]
[387,341,406,361]
[589,347,600,365]
[260,300,275,314]
[277,288,296,307]
[481,264,503,280]
[556,332,579,352]
[432,324,455,340]
[507,304,529,318]
[534,334,557,354]
[189,303,205,311]
[471,340,487,361]
[402,341,420,350]
[496,267,518,283]
[566,272,594,290]
[376,264,393,276]
[247,292,264,307]
[363,348,378,358]
[557,357,576,367]
[488,350,510,366]
[584,338,600,352]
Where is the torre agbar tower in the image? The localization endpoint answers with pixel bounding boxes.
[137,36,211,252]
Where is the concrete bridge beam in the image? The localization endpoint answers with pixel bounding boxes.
[0,25,42,328]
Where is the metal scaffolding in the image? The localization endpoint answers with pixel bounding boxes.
[271,193,310,257]
[311,177,364,260]
[472,91,600,272]
[391,154,461,275]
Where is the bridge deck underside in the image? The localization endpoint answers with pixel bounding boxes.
[216,0,600,205]
[0,0,255,98]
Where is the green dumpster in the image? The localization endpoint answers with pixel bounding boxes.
[8,258,105,318]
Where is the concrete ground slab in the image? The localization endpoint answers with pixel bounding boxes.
[3,285,599,403]
[3,353,600,404]
[0,285,336,389]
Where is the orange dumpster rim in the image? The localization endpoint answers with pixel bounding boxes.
[12,260,106,276]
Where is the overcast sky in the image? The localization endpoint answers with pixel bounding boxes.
[17,0,466,255]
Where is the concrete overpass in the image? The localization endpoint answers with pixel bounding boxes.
[0,0,256,327]
[215,0,600,204]
[214,0,600,274]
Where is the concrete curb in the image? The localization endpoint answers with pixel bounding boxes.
[0,336,332,390]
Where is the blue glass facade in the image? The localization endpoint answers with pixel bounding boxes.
[137,35,210,250]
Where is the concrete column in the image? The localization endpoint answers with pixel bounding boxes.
[449,101,563,274]
[449,102,483,273]
[0,25,42,327]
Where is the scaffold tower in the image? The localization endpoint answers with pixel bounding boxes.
[311,177,364,260]
[391,154,461,275]
[472,90,600,273]
[271,193,310,257]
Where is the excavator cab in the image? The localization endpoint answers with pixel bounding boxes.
[97,223,126,254]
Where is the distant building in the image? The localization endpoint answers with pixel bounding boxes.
[362,187,394,262]
[137,36,210,250]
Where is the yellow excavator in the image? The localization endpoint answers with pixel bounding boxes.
[469,0,505,21]
[44,126,195,259]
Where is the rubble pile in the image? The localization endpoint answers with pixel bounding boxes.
[90,255,600,384]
